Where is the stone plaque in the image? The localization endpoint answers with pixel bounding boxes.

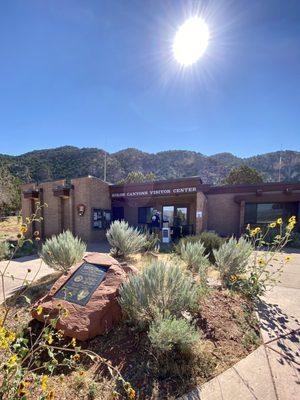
[54,262,108,306]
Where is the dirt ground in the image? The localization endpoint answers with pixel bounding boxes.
[0,272,261,400]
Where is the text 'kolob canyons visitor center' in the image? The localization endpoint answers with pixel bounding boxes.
[21,176,300,242]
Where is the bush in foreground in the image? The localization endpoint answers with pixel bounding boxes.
[119,260,200,329]
[40,230,86,272]
[106,220,147,258]
[148,314,200,354]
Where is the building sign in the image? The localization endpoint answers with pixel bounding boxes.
[111,186,197,198]
[53,262,108,306]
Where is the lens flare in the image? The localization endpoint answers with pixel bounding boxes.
[173,17,209,66]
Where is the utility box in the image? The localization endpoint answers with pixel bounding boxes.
[162,227,171,243]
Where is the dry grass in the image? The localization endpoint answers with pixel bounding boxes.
[0,216,20,241]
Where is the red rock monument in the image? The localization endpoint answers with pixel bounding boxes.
[32,252,135,341]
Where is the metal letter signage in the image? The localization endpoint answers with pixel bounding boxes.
[111,187,197,198]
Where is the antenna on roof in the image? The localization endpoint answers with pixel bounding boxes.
[103,151,107,182]
[278,147,282,182]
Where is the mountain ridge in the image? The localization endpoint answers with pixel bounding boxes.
[0,146,299,184]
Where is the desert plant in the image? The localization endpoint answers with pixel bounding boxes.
[0,240,10,261]
[148,314,200,354]
[106,220,147,258]
[119,260,200,328]
[40,230,86,272]
[175,232,224,263]
[141,229,160,253]
[179,241,209,281]
[213,236,253,284]
[198,231,225,262]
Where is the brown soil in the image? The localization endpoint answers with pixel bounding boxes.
[1,278,261,400]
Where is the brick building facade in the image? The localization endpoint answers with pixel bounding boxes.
[21,176,300,242]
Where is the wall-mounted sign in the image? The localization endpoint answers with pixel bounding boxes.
[77,204,86,216]
[111,186,197,198]
[196,211,203,218]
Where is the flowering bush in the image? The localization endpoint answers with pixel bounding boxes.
[227,216,297,299]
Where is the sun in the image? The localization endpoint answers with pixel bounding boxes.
[173,17,209,66]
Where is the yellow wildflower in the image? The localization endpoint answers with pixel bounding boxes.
[275,234,282,241]
[8,331,16,342]
[47,334,54,345]
[230,275,237,283]
[71,337,76,347]
[277,218,283,225]
[36,305,43,315]
[19,224,28,233]
[268,222,276,228]
[289,216,296,223]
[127,388,136,400]
[7,354,18,367]
[17,381,30,397]
[285,256,292,262]
[41,375,48,391]
[258,258,266,266]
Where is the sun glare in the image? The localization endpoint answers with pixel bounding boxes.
[173,17,209,66]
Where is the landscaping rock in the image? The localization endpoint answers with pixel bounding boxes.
[32,252,133,341]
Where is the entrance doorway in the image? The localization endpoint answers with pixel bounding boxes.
[162,205,192,239]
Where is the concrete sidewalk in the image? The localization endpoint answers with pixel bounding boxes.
[0,255,54,302]
[181,251,300,400]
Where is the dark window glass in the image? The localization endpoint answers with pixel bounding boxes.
[112,206,124,221]
[138,207,153,224]
[92,208,111,230]
[245,202,299,224]
[245,203,257,224]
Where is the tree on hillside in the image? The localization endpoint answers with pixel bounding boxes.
[223,165,264,185]
[0,167,21,216]
[118,171,157,184]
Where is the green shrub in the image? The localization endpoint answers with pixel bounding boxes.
[40,230,86,272]
[119,261,200,328]
[0,241,10,261]
[148,315,200,353]
[179,241,209,281]
[175,232,224,263]
[213,237,252,285]
[198,231,225,262]
[106,220,147,258]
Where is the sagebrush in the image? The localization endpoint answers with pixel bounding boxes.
[119,261,200,328]
[213,236,252,285]
[148,314,200,354]
[106,220,147,258]
[179,241,209,281]
[40,230,86,272]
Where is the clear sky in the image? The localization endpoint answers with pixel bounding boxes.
[0,0,300,157]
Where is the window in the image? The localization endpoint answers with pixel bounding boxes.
[175,207,188,226]
[245,202,298,224]
[92,208,111,230]
[138,207,154,224]
[162,206,174,225]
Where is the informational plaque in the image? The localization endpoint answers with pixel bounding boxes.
[54,262,108,306]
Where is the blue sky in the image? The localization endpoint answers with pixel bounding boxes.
[0,0,300,157]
